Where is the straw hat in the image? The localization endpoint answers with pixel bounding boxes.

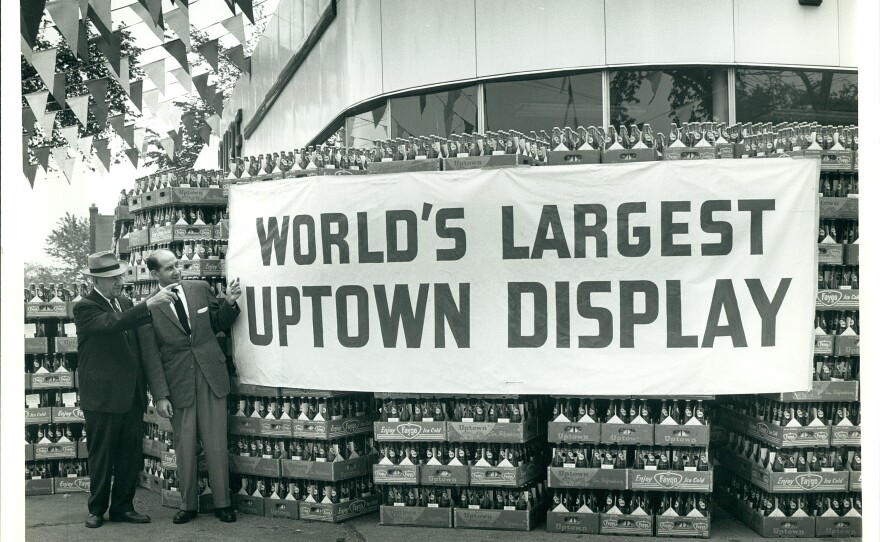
[82,251,128,277]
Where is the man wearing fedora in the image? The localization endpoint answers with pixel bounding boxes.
[73,251,176,528]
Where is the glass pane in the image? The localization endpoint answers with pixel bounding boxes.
[345,102,390,148]
[610,68,723,128]
[391,86,479,138]
[735,69,857,125]
[485,73,603,133]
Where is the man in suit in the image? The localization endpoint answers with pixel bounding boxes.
[74,251,176,528]
[138,249,242,524]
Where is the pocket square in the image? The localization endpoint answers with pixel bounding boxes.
[197,307,208,314]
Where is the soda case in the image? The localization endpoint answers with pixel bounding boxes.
[231,474,380,521]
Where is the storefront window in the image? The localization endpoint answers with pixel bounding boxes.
[485,73,603,133]
[610,68,724,128]
[735,69,857,125]
[345,102,391,148]
[390,86,479,139]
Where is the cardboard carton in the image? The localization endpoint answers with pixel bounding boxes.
[297,493,381,522]
[280,454,375,482]
[816,289,858,310]
[446,418,540,443]
[51,407,86,424]
[293,413,375,440]
[25,407,52,425]
[662,147,717,160]
[830,425,860,447]
[25,478,54,496]
[819,197,858,219]
[819,150,854,171]
[547,421,601,444]
[379,505,454,527]
[233,493,265,516]
[264,498,299,520]
[374,421,447,441]
[844,244,858,265]
[169,187,227,205]
[25,444,34,461]
[817,244,844,265]
[149,224,214,243]
[373,464,419,485]
[54,476,91,493]
[420,464,469,486]
[31,372,75,390]
[367,159,441,175]
[815,515,861,538]
[629,469,713,492]
[442,154,531,171]
[179,258,223,278]
[547,467,627,489]
[849,468,861,491]
[834,335,859,356]
[470,461,539,487]
[128,194,142,211]
[600,423,654,445]
[763,381,859,402]
[228,454,281,477]
[24,337,49,354]
[546,511,600,534]
[546,150,600,165]
[814,333,834,355]
[53,337,78,353]
[129,228,149,247]
[599,513,654,536]
[655,513,711,538]
[24,302,67,319]
[34,441,77,460]
[601,148,657,163]
[654,424,711,446]
[453,505,542,531]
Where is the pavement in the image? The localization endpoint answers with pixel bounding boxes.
[25,488,843,541]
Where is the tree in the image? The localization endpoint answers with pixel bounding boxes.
[44,212,90,283]
[23,262,68,289]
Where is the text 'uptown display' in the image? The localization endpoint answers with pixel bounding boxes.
[228,160,818,395]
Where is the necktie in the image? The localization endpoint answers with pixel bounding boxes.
[171,288,192,335]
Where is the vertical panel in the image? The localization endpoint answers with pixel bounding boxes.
[475,0,605,77]
[605,0,734,65]
[734,0,840,66]
[838,0,857,68]
[381,0,477,92]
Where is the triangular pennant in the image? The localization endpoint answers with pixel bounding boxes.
[206,114,221,134]
[21,0,47,48]
[34,145,52,170]
[159,137,175,159]
[197,39,219,72]
[67,94,90,127]
[129,2,164,41]
[24,162,39,188]
[52,73,66,109]
[51,146,68,167]
[181,112,197,133]
[134,128,146,151]
[39,111,58,136]
[107,56,130,95]
[88,0,113,43]
[23,134,31,169]
[220,14,246,45]
[143,88,161,113]
[78,0,89,17]
[224,45,250,75]
[209,90,225,116]
[93,31,121,75]
[170,67,192,92]
[163,39,189,73]
[59,125,79,144]
[123,124,135,148]
[223,0,236,14]
[47,1,80,51]
[108,114,125,136]
[91,101,109,128]
[59,155,76,183]
[236,0,255,24]
[30,49,58,90]
[24,91,50,117]
[198,123,212,143]
[165,8,191,50]
[139,0,163,28]
[76,136,93,156]
[125,148,139,167]
[129,79,143,112]
[142,59,166,94]
[93,139,111,171]
[21,35,34,64]
[75,18,89,60]
[85,78,109,104]
[192,72,211,101]
[169,129,183,150]
[22,106,37,135]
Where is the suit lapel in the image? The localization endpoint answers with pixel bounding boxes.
[183,282,200,329]
[156,297,187,334]
[88,289,114,313]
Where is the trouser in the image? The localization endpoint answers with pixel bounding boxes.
[83,395,143,517]
[170,364,231,511]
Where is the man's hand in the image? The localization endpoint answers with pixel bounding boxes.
[226,278,242,305]
[156,398,174,418]
[146,283,179,309]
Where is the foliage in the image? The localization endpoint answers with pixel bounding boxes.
[44,212,90,282]
[23,262,71,289]
[735,70,858,124]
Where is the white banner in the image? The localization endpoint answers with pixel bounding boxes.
[228,160,818,395]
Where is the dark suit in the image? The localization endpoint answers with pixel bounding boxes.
[139,280,239,510]
[74,290,151,517]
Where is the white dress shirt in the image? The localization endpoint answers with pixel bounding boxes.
[170,284,191,323]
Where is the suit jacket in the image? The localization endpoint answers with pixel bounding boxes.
[73,290,151,413]
[139,280,240,409]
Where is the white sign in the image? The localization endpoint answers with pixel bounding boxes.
[228,160,818,395]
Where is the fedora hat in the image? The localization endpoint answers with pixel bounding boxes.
[82,251,128,278]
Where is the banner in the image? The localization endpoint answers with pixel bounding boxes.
[228,160,819,395]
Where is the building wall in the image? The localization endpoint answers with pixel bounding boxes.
[223,0,857,156]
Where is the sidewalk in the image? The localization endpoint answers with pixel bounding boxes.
[26,488,806,541]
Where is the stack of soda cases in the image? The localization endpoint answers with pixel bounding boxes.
[226,389,381,522]
[715,147,861,538]
[120,168,229,511]
[25,283,90,497]
[373,395,549,531]
[545,397,713,537]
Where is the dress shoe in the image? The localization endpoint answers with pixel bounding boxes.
[173,510,198,524]
[214,507,236,523]
[85,514,103,528]
[109,510,151,524]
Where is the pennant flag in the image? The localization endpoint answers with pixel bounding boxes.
[88,0,113,43]
[78,0,89,17]
[33,145,52,170]
[24,163,39,188]
[123,124,135,148]
[236,0,255,24]
[163,39,189,73]
[134,128,146,151]
[139,0,163,28]
[165,8,191,50]
[206,114,221,134]
[85,78,109,104]
[52,73,66,109]
[23,106,37,135]
[52,148,76,184]
[30,48,58,90]
[76,135,93,156]
[125,148,139,167]
[128,79,143,112]
[198,123,212,143]
[130,2,164,41]
[220,14,246,45]
[143,88,161,113]
[93,139,111,171]
[24,90,50,117]
[169,129,183,150]
[59,125,79,143]
[39,111,58,136]
[142,59,166,94]
[197,39,219,72]
[21,35,34,63]
[108,114,125,136]
[170,67,192,92]
[23,134,31,168]
[76,18,89,60]
[91,100,109,128]
[224,45,250,75]
[181,112,197,133]
[107,56,130,95]
[193,72,211,101]
[68,94,90,127]
[223,0,236,15]
[209,89,225,116]
[46,1,80,50]
[160,137,175,159]
[94,30,122,75]
[21,0,47,48]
